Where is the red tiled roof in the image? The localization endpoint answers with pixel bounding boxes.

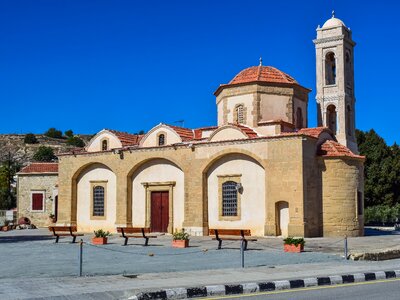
[231,124,259,138]
[166,125,194,141]
[18,163,58,174]
[229,66,298,85]
[193,126,218,139]
[107,129,143,147]
[297,127,332,139]
[318,140,365,159]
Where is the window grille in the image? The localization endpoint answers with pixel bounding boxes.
[158,134,165,146]
[102,140,108,151]
[236,105,244,124]
[222,181,238,216]
[93,186,105,216]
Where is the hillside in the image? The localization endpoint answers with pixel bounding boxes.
[0,134,91,167]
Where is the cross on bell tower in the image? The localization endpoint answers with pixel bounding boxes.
[314,12,358,153]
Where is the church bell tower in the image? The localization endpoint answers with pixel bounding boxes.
[314,12,358,153]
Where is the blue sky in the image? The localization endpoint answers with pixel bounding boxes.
[0,1,399,145]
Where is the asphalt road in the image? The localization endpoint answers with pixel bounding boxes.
[206,279,400,300]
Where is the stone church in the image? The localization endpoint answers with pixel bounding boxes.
[56,13,364,237]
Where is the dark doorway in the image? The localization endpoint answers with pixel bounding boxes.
[150,191,169,233]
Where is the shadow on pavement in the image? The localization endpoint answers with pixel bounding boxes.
[364,228,400,236]
[0,235,54,243]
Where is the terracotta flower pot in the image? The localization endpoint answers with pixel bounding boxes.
[172,239,189,248]
[284,243,304,253]
[92,237,108,245]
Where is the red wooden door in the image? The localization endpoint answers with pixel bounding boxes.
[150,191,169,233]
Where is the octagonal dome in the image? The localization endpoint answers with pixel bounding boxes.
[229,66,298,85]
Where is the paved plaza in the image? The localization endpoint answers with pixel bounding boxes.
[1,228,400,279]
[1,228,400,299]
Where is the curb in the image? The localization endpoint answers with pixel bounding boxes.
[128,270,400,299]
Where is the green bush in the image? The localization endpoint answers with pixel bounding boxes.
[93,229,110,238]
[172,228,190,240]
[364,204,400,225]
[64,130,74,138]
[66,136,85,147]
[44,128,63,139]
[33,146,57,162]
[283,237,305,247]
[24,133,38,144]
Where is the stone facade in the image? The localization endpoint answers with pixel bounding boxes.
[17,171,58,227]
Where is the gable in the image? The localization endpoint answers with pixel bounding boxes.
[86,130,122,152]
[140,125,182,147]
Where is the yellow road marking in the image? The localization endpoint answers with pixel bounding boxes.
[206,278,400,299]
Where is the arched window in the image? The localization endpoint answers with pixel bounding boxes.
[93,186,105,216]
[325,52,336,85]
[327,105,337,135]
[296,107,303,129]
[101,140,108,151]
[235,105,244,124]
[222,181,238,216]
[158,134,165,146]
[347,105,352,136]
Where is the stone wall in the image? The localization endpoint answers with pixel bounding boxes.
[56,135,363,237]
[320,158,364,237]
[17,174,58,227]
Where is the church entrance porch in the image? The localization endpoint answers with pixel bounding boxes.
[150,191,169,233]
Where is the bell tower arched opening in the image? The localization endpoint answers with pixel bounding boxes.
[327,105,337,135]
[325,52,336,85]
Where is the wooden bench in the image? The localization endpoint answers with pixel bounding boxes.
[209,229,257,250]
[116,227,158,246]
[48,226,84,243]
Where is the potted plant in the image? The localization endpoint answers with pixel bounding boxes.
[172,228,190,248]
[92,229,111,245]
[283,237,305,253]
[49,214,57,223]
[2,220,10,231]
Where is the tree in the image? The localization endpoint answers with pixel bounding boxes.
[44,128,63,139]
[356,129,400,207]
[0,153,20,209]
[67,136,85,147]
[24,133,38,144]
[64,130,74,138]
[33,146,57,162]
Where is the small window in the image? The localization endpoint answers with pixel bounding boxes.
[31,192,44,211]
[93,186,105,216]
[158,134,165,146]
[222,181,238,216]
[101,140,108,151]
[236,105,244,124]
[325,52,336,85]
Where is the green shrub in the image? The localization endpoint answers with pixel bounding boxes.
[93,229,110,238]
[172,228,190,240]
[64,130,74,138]
[33,146,57,162]
[283,237,305,247]
[364,204,400,225]
[44,128,63,139]
[66,136,85,147]
[24,133,38,144]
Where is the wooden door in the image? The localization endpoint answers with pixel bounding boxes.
[150,191,169,233]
